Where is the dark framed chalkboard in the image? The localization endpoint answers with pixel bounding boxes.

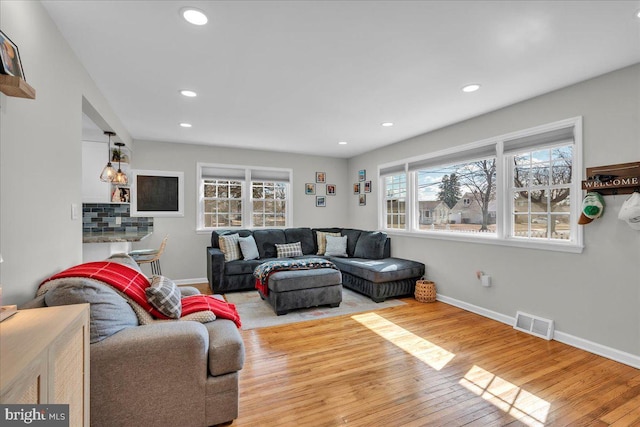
[130,170,184,217]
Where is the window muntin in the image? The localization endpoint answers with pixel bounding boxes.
[197,163,291,230]
[252,181,288,227]
[203,179,243,228]
[384,174,407,229]
[416,157,497,234]
[510,145,572,241]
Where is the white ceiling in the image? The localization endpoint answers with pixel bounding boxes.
[43,1,640,158]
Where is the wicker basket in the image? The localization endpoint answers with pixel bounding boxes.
[415,280,436,303]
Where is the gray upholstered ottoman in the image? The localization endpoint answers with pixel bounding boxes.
[260,268,342,315]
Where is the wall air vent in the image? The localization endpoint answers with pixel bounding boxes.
[514,311,554,340]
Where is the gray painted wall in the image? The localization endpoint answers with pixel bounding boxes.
[1,0,638,362]
[0,1,130,305]
[130,140,348,281]
[347,64,640,356]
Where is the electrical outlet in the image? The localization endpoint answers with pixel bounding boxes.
[115,216,122,225]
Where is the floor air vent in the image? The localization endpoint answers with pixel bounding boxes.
[514,311,554,340]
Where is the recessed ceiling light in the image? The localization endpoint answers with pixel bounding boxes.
[179,123,192,128]
[381,122,394,127]
[181,7,208,25]
[338,141,348,145]
[636,9,640,18]
[462,84,481,93]
[180,89,197,97]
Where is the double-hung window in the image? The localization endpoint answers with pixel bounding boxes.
[251,170,289,227]
[378,117,582,252]
[380,164,408,229]
[197,163,292,231]
[505,126,575,241]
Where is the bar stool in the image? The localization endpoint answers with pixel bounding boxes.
[128,235,168,276]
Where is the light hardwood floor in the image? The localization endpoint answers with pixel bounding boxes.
[231,297,640,427]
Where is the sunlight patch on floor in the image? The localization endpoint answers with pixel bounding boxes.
[351,312,455,370]
[459,365,550,427]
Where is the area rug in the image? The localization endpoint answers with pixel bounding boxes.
[225,289,406,330]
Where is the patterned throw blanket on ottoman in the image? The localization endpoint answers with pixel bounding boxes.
[254,258,338,296]
[40,261,241,328]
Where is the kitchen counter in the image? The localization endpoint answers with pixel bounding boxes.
[82,231,152,244]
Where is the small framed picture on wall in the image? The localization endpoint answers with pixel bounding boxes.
[359,194,366,206]
[305,183,316,195]
[326,184,336,196]
[316,196,326,207]
[358,169,366,181]
[353,183,361,195]
[316,172,326,183]
[364,181,371,193]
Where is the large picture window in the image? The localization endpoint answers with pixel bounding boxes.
[416,157,496,234]
[378,117,582,252]
[197,163,292,231]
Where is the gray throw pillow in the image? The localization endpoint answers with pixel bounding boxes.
[324,235,348,257]
[353,231,387,259]
[146,275,182,319]
[239,235,260,260]
[44,278,139,343]
[275,242,303,258]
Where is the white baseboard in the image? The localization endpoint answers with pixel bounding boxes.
[436,294,640,370]
[436,294,514,325]
[174,277,208,286]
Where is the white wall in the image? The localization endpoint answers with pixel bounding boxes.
[348,64,640,358]
[0,1,130,305]
[130,140,348,282]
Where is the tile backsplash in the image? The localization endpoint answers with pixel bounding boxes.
[83,203,153,233]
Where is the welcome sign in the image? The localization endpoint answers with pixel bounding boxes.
[582,161,640,196]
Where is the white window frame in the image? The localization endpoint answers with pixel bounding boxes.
[382,172,409,230]
[378,117,583,253]
[196,162,293,232]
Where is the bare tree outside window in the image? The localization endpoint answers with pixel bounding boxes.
[456,159,497,232]
[512,146,572,240]
[416,158,496,233]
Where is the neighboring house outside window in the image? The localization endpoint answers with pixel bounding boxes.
[197,163,292,231]
[377,117,582,253]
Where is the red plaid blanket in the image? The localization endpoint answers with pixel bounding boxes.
[40,261,241,328]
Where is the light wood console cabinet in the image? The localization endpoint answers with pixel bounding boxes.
[0,304,90,426]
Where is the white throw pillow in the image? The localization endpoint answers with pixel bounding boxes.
[324,235,348,257]
[239,235,260,260]
[316,231,341,255]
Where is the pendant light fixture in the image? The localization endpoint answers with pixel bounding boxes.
[113,142,128,185]
[99,131,117,182]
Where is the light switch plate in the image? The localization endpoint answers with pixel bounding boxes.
[71,203,79,220]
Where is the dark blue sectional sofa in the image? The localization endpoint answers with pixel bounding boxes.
[206,227,425,302]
